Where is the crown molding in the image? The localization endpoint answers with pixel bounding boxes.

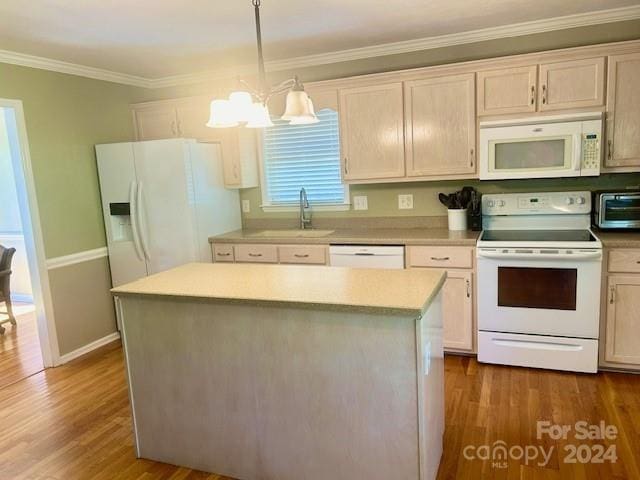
[0,49,151,87]
[1,5,639,89]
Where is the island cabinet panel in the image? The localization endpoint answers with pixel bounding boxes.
[538,57,605,111]
[339,83,406,181]
[477,65,538,115]
[118,296,443,480]
[234,244,278,263]
[404,74,476,177]
[605,52,640,170]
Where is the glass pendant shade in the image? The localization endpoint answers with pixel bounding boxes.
[206,99,239,128]
[246,102,274,128]
[228,91,254,122]
[282,91,319,124]
[288,98,319,125]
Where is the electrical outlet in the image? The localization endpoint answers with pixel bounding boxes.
[353,195,368,211]
[241,199,251,213]
[398,194,414,210]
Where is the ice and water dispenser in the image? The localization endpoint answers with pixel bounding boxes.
[108,202,134,242]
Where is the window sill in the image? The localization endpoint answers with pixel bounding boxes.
[260,203,351,213]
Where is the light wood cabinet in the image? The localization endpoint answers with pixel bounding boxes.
[133,106,179,140]
[605,275,640,366]
[211,244,329,266]
[538,57,605,111]
[339,83,405,181]
[132,98,259,188]
[442,270,474,351]
[477,65,537,115]
[234,244,279,263]
[407,245,475,352]
[605,52,640,170]
[404,73,476,177]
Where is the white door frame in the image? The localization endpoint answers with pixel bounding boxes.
[2,98,59,367]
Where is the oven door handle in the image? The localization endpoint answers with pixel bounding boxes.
[491,338,584,352]
[477,250,602,261]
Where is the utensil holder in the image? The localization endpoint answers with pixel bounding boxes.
[448,208,468,231]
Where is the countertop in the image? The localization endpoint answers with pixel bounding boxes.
[209,228,480,246]
[595,231,640,248]
[111,262,446,316]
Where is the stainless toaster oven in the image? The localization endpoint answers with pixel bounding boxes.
[593,191,640,230]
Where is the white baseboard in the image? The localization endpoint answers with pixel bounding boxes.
[58,331,121,365]
[10,293,33,303]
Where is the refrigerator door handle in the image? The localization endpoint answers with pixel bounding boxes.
[129,181,144,262]
[136,181,152,261]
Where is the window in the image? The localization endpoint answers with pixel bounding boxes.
[261,108,348,209]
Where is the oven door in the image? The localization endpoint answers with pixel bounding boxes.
[479,121,581,180]
[477,249,602,338]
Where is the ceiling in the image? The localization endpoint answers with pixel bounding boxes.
[0,0,637,80]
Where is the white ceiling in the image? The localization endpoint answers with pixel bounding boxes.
[0,0,637,79]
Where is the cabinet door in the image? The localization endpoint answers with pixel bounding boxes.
[405,73,476,177]
[605,275,640,365]
[175,98,215,140]
[442,270,473,351]
[134,106,178,140]
[339,83,405,180]
[605,52,640,170]
[477,65,537,115]
[538,57,605,111]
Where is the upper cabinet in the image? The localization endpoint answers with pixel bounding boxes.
[132,97,259,189]
[134,105,180,140]
[477,65,537,115]
[339,83,405,181]
[477,57,606,116]
[404,73,476,177]
[605,52,640,170]
[538,57,605,111]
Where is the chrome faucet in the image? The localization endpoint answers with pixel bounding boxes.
[299,187,312,229]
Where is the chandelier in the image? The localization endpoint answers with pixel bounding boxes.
[206,0,318,129]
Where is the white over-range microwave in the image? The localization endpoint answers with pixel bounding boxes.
[479,112,603,180]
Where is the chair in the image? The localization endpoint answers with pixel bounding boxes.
[0,245,17,335]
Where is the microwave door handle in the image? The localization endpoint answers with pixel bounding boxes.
[573,133,582,172]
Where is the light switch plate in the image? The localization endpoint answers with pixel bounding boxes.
[353,195,368,210]
[241,199,251,213]
[398,194,414,210]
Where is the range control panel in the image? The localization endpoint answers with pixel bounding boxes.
[482,191,591,216]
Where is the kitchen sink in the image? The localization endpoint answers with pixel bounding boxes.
[248,229,335,238]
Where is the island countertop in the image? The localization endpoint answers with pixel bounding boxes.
[111,262,446,316]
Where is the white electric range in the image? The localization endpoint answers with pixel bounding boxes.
[476,191,602,373]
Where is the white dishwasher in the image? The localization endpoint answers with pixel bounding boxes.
[329,245,405,269]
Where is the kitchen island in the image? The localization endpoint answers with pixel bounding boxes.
[112,263,446,480]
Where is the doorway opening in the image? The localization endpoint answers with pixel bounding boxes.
[0,99,58,387]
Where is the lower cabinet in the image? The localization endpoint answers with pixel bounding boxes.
[604,274,640,366]
[211,244,328,266]
[441,270,474,351]
[407,246,475,353]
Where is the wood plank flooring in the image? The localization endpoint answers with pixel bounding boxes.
[0,343,638,479]
[0,305,44,389]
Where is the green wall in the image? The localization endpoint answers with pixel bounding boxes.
[0,64,146,258]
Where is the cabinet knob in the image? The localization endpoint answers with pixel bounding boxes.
[294,254,310,258]
[466,279,471,298]
[610,285,615,304]
[470,148,474,167]
[607,139,613,161]
[248,253,263,257]
[430,256,450,261]
[344,157,349,174]
[541,84,547,105]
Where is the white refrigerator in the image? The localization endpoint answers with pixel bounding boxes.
[96,138,241,287]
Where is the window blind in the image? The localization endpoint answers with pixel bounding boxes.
[263,109,345,205]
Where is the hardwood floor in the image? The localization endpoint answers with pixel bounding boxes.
[0,344,638,479]
[0,305,44,389]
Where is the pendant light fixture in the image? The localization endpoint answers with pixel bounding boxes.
[206,0,318,129]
